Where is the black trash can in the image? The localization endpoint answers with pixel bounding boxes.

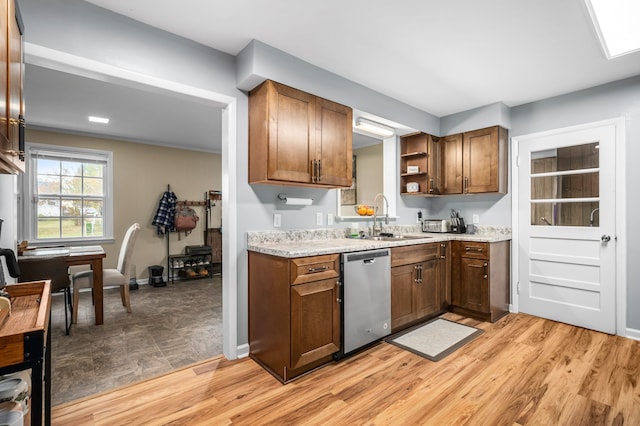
[148,265,166,287]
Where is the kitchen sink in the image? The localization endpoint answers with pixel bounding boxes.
[365,234,430,241]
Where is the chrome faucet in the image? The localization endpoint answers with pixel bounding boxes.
[372,193,389,236]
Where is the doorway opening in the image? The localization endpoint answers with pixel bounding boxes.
[26,44,239,402]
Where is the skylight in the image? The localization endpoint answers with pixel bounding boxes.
[585,0,640,59]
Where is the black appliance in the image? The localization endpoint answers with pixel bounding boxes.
[148,265,166,287]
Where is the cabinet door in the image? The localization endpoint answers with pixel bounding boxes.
[0,0,7,147]
[414,258,440,320]
[7,0,21,151]
[391,264,416,330]
[290,278,340,369]
[266,81,315,183]
[0,0,24,174]
[459,257,490,313]
[427,135,443,194]
[439,242,451,309]
[463,126,504,193]
[442,133,463,194]
[314,97,352,186]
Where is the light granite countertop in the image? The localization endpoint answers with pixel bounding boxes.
[247,225,511,258]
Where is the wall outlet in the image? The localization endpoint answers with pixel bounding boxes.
[273,213,281,228]
[327,213,334,226]
[316,212,323,226]
[472,214,480,224]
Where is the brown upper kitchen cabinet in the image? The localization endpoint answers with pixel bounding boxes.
[249,80,353,188]
[400,132,442,195]
[0,0,25,174]
[441,133,463,195]
[442,126,508,195]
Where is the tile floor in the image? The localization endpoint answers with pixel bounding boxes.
[49,276,222,406]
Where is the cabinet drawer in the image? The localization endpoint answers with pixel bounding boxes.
[458,242,488,259]
[290,254,340,285]
[391,243,439,267]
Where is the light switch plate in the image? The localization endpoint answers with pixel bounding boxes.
[472,214,479,224]
[316,212,323,226]
[273,213,281,228]
[327,213,334,226]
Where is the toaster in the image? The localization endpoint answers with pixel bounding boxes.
[422,219,451,233]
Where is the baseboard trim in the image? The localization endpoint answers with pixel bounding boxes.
[236,344,250,359]
[625,327,640,341]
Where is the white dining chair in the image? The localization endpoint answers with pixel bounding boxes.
[71,223,140,324]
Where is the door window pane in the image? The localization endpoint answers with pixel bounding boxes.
[531,172,599,199]
[531,142,600,227]
[531,201,599,227]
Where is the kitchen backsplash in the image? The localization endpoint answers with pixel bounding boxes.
[247,224,511,245]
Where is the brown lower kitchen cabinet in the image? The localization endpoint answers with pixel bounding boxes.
[390,243,449,332]
[451,240,510,322]
[248,251,340,382]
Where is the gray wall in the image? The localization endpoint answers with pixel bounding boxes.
[13,0,441,351]
[17,0,252,348]
[0,176,18,283]
[12,0,640,347]
[511,76,640,329]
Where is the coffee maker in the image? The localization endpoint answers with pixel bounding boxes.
[0,219,21,297]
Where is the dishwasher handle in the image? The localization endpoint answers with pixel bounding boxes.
[363,258,376,265]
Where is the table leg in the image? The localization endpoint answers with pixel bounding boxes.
[92,257,104,325]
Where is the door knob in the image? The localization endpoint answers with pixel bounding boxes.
[601,235,611,243]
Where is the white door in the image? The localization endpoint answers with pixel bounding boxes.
[516,122,617,334]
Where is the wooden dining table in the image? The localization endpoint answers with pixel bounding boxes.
[18,246,107,325]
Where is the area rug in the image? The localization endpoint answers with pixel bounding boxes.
[386,317,483,361]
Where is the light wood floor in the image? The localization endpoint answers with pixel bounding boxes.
[51,312,640,425]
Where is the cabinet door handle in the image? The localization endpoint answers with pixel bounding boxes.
[464,176,469,193]
[311,160,318,182]
[308,265,329,273]
[317,159,322,182]
[18,115,25,159]
[465,246,483,252]
[429,178,434,193]
[483,262,488,279]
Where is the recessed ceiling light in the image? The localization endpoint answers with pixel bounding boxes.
[88,115,110,124]
[585,0,640,59]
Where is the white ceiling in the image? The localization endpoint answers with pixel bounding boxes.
[25,0,640,152]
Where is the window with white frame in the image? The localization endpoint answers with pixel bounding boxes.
[22,143,113,244]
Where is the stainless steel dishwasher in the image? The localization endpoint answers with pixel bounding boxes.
[335,248,391,359]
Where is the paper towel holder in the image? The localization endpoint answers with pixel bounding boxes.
[277,194,313,206]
